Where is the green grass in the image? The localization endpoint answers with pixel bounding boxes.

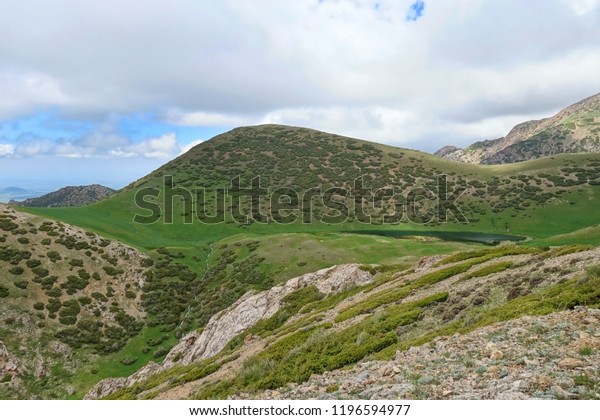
[461,261,514,281]
[333,250,536,323]
[68,325,178,399]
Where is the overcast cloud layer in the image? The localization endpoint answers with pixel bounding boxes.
[1,0,600,188]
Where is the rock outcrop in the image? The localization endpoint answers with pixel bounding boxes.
[85,264,373,399]
[0,341,20,381]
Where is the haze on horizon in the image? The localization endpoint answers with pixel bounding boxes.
[1,0,600,190]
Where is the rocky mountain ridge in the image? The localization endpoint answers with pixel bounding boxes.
[436,92,600,164]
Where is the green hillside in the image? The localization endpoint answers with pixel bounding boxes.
[26,124,600,248]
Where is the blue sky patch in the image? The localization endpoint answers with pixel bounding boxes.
[406,0,425,21]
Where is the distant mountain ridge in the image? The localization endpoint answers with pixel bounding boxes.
[11,184,115,207]
[436,92,600,164]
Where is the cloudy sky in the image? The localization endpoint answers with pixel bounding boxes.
[1,0,600,191]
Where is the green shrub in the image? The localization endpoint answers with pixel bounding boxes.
[33,302,45,311]
[92,292,108,302]
[59,299,81,317]
[0,286,9,298]
[461,261,513,281]
[46,251,61,262]
[32,267,49,278]
[153,347,169,358]
[69,259,84,267]
[9,266,24,275]
[62,275,89,294]
[46,287,62,298]
[46,298,62,313]
[102,266,120,276]
[13,279,28,289]
[78,296,92,305]
[17,237,30,244]
[26,259,41,268]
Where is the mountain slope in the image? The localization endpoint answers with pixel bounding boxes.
[88,244,600,400]
[436,92,600,164]
[12,185,115,208]
[0,204,201,398]
[245,307,600,400]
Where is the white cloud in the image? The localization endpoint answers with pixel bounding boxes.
[179,139,205,155]
[563,0,599,15]
[6,132,181,159]
[0,71,70,119]
[124,133,179,159]
[165,110,251,127]
[0,143,14,156]
[0,0,599,153]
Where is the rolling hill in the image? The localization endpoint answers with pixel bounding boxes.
[436,92,600,164]
[26,124,600,247]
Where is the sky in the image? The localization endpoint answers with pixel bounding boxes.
[1,0,600,191]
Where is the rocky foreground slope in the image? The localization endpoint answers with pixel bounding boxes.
[245,307,600,400]
[88,243,600,400]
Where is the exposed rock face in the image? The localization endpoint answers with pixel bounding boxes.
[164,264,372,367]
[11,184,114,207]
[85,264,373,399]
[84,362,162,400]
[435,92,600,164]
[0,341,20,380]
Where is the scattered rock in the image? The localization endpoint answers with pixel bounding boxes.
[557,358,584,369]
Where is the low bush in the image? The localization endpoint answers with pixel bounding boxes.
[9,266,24,275]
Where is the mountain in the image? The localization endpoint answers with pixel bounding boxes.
[22,124,600,368]
[7,123,600,400]
[436,92,600,164]
[0,187,51,204]
[0,187,27,194]
[11,185,115,208]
